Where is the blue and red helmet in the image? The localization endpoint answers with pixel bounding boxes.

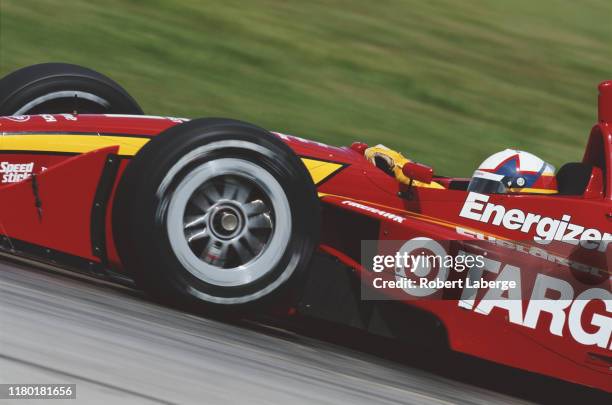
[468,149,558,194]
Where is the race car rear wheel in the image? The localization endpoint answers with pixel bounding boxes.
[0,63,143,115]
[112,118,319,311]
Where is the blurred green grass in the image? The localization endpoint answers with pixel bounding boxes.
[0,0,610,175]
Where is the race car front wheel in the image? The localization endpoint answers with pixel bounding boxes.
[113,118,320,310]
[0,63,143,115]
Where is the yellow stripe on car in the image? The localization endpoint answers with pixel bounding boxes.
[1,136,349,185]
[300,158,344,185]
[0,134,149,156]
[508,187,558,194]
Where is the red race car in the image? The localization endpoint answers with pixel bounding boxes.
[0,63,609,393]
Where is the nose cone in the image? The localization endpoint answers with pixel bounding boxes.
[598,80,612,123]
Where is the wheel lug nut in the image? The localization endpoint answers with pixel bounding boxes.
[221,212,239,232]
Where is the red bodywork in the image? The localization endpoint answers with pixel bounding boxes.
[0,84,610,392]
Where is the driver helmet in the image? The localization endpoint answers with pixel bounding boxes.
[468,149,557,194]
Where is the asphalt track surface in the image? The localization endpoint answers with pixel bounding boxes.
[0,259,609,405]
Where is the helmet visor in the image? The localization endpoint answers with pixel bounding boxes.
[467,177,507,194]
[467,170,507,194]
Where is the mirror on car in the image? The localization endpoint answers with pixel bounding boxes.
[402,161,433,184]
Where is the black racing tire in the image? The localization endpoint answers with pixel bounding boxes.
[0,63,143,115]
[112,118,320,312]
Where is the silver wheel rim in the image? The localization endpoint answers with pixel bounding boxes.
[14,90,110,115]
[166,158,292,288]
